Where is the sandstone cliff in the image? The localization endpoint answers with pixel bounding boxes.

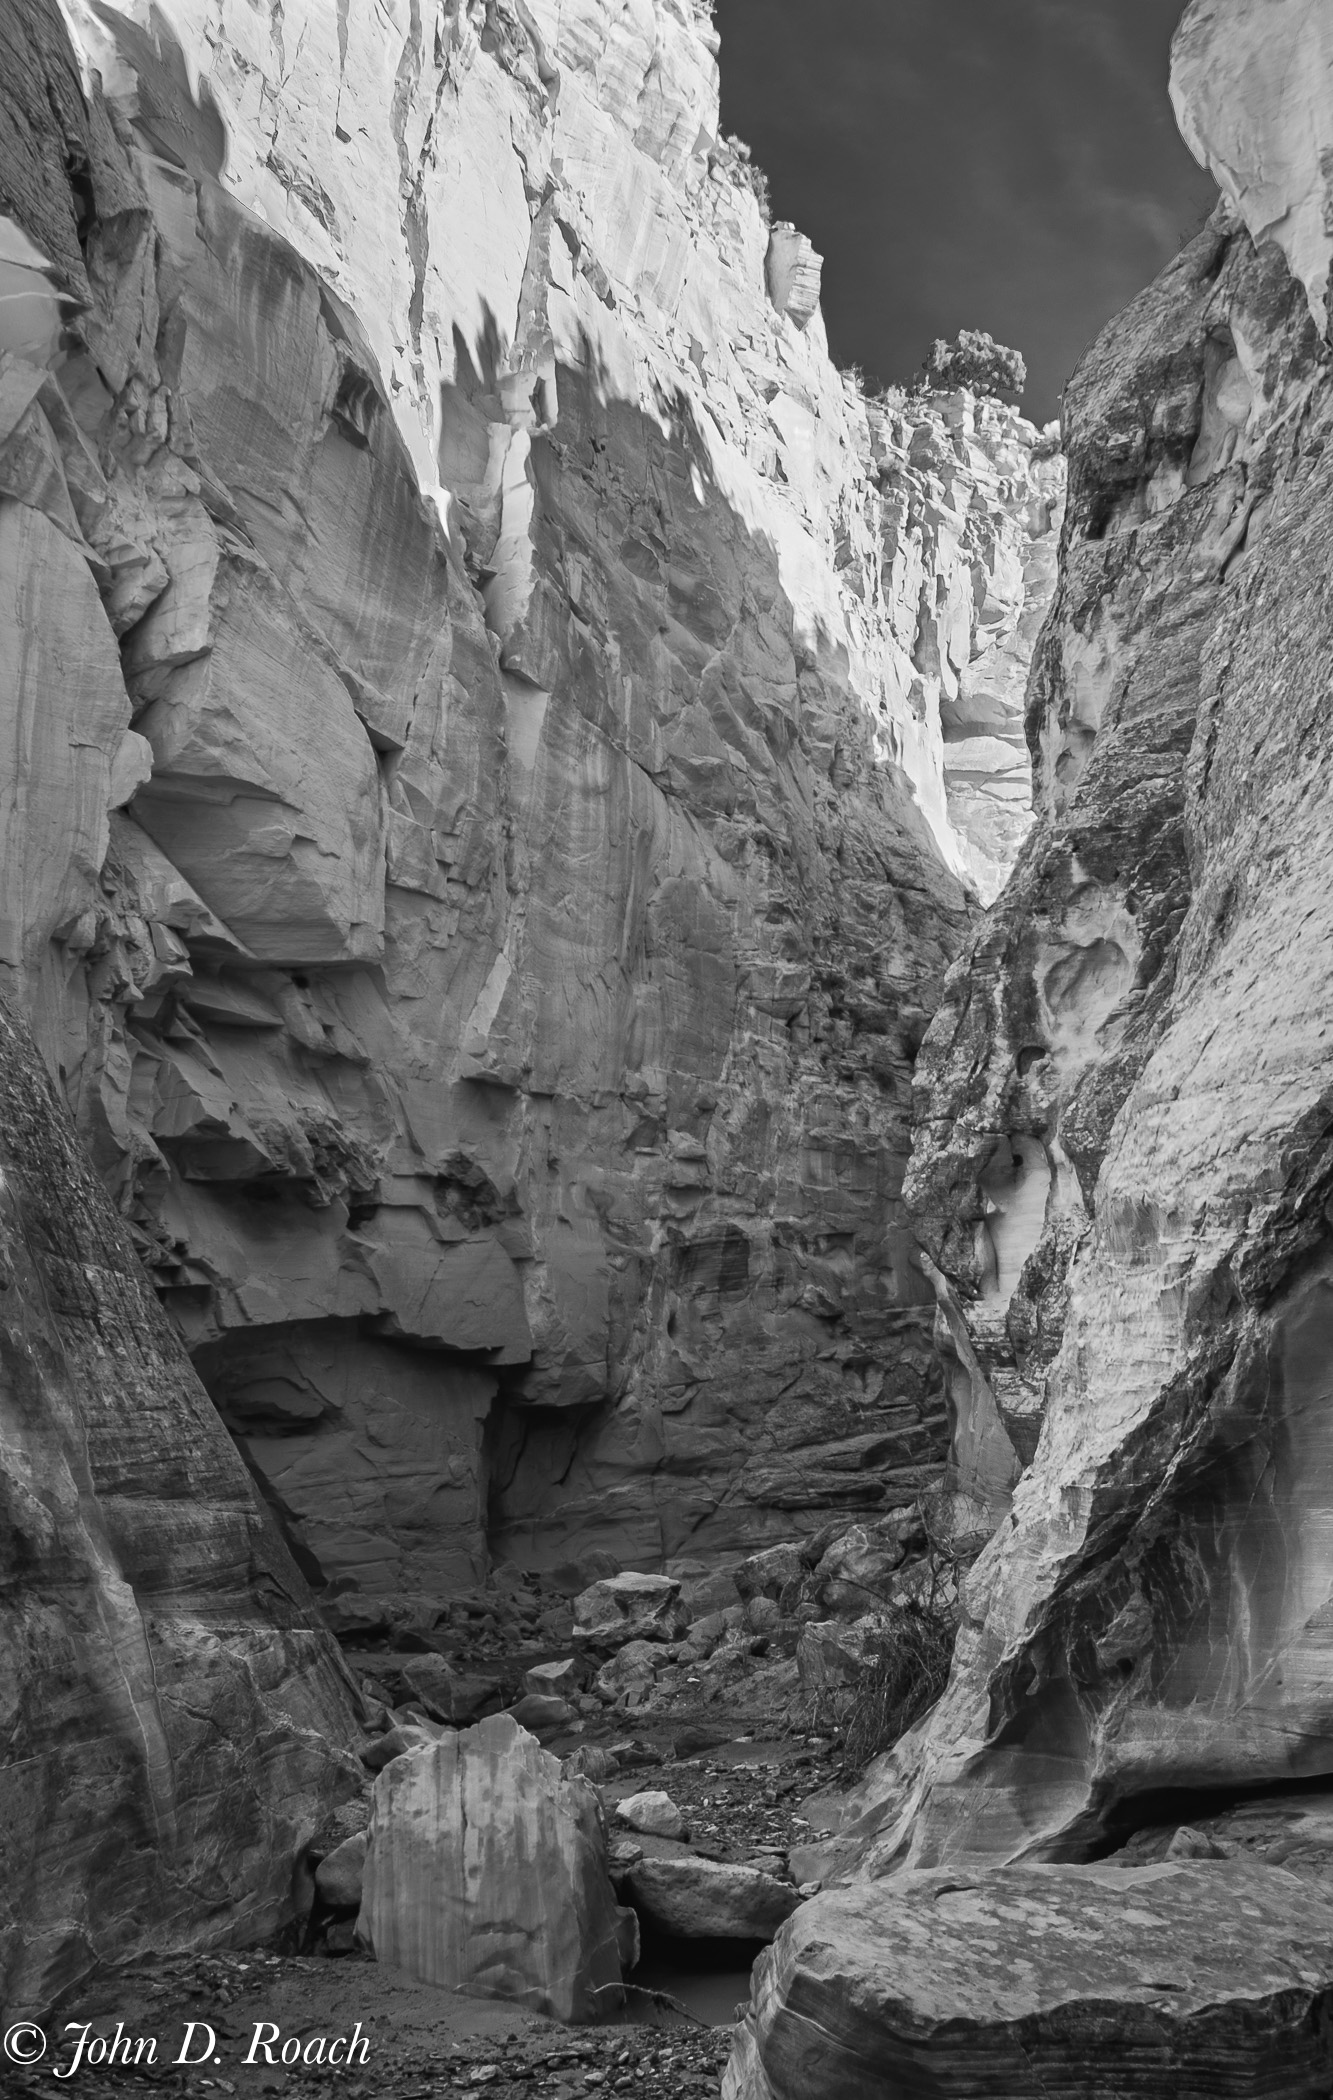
[0,974,361,2014]
[868,0,1333,1868]
[0,0,1060,1639]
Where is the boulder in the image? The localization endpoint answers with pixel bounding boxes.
[723,1863,1333,2099]
[401,1654,491,1725]
[523,1657,583,1698]
[795,1614,889,1693]
[744,1596,783,1635]
[358,1714,630,2021]
[733,1545,804,1606]
[573,1572,687,1648]
[670,1723,732,1758]
[812,1522,908,1614]
[314,1831,367,1913]
[628,1857,802,1941]
[307,1798,372,1862]
[676,1610,730,1664]
[594,1640,664,1700]
[563,1745,619,1784]
[615,1791,687,1840]
[665,1560,742,1616]
[508,1692,577,1736]
[360,1722,439,1773]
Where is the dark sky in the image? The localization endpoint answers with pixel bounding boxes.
[716,0,1219,418]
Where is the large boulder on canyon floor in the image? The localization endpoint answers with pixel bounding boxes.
[724,1861,1333,2099]
[358,1713,630,2021]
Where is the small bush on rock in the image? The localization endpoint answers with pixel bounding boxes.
[923,328,1027,401]
[720,134,771,224]
[842,1601,956,1770]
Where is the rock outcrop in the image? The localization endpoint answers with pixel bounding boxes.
[0,0,1062,1628]
[854,0,1333,1872]
[358,1714,631,2020]
[725,1862,1333,2099]
[0,987,360,2015]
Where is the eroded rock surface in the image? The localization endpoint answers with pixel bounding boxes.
[725,1862,1333,2099]
[358,1714,630,2021]
[0,990,360,2014]
[0,0,1063,1633]
[874,6,1333,1870]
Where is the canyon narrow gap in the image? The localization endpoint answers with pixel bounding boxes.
[3,1,1333,2095]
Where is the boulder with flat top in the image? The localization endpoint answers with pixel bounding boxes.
[358,1713,632,2021]
[723,1861,1333,2098]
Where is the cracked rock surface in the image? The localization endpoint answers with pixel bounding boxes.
[725,1862,1333,2100]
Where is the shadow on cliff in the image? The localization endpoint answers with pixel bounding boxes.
[465,345,965,1576]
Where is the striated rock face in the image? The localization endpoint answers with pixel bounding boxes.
[870,392,1064,907]
[1172,0,1333,326]
[725,1863,1333,2099]
[358,1714,630,2020]
[0,989,360,2015]
[0,0,1061,1616]
[872,3,1333,1870]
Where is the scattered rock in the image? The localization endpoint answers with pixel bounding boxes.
[615,1791,687,1840]
[509,1692,578,1736]
[812,1521,907,1614]
[360,1721,440,1772]
[733,1546,804,1606]
[359,1713,630,2021]
[563,1744,619,1783]
[795,1614,888,1692]
[594,1640,663,1700]
[670,1723,733,1757]
[314,1830,367,1913]
[402,1654,492,1724]
[744,1596,783,1635]
[675,1612,731,1664]
[573,1573,688,1649]
[1165,1824,1225,1861]
[524,1657,583,1698]
[629,1856,803,1941]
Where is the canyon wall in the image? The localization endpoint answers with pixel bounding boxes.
[0,985,361,2014]
[0,0,1061,1633]
[868,0,1333,1868]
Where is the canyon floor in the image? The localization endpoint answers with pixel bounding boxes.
[14,1735,833,2100]
[12,1566,864,2100]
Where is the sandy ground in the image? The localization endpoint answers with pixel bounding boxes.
[8,1951,737,2099]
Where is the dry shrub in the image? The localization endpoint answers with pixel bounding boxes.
[841,1602,957,1771]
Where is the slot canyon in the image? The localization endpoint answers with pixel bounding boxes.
[4,0,1333,2094]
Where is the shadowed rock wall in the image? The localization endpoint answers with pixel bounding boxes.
[0,979,361,2015]
[0,0,1060,1635]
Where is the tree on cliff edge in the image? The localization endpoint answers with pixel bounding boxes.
[924,329,1027,401]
